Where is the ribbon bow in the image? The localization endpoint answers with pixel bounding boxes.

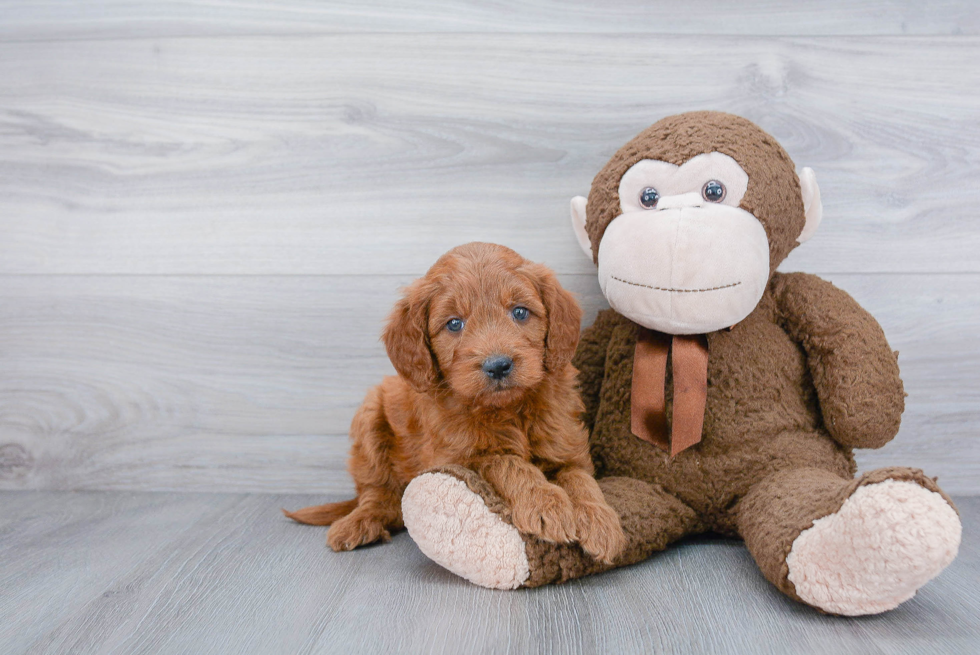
[630,327,710,456]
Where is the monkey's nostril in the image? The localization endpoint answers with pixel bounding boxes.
[482,356,513,380]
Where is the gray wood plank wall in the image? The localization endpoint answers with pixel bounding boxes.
[1,1,978,494]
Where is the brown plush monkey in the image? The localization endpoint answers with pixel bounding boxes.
[400,112,961,616]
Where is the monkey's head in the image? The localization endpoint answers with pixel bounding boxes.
[571,111,822,334]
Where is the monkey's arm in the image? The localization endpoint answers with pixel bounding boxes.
[772,272,904,449]
[572,309,619,433]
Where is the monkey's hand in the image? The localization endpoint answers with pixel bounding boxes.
[773,272,904,449]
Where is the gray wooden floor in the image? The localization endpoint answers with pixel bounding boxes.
[1,491,977,655]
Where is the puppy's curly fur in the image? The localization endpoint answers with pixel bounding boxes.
[284,242,625,563]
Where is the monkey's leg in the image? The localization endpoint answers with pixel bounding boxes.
[736,467,961,616]
[401,465,700,589]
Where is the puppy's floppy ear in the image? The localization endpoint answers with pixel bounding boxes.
[525,263,582,372]
[382,278,440,392]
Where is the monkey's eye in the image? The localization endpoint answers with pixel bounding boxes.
[446,318,464,332]
[702,180,726,203]
[639,187,660,209]
[512,306,530,322]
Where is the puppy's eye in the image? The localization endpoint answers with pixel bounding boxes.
[702,180,726,203]
[446,318,464,332]
[512,306,529,321]
[639,187,660,209]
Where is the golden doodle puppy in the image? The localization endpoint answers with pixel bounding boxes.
[285,242,626,563]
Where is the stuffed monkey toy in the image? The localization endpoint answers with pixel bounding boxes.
[400,111,961,615]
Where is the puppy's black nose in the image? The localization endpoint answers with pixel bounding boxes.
[482,356,513,380]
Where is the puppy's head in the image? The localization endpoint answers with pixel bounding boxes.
[382,242,581,407]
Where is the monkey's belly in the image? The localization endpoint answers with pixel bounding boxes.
[593,420,855,530]
[591,311,855,523]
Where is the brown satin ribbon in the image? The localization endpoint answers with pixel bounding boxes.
[631,327,709,456]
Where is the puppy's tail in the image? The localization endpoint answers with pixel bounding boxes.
[282,498,358,526]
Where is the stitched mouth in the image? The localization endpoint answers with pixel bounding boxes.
[610,276,742,293]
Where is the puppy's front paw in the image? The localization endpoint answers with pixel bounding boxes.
[574,501,627,565]
[326,512,391,551]
[510,485,577,544]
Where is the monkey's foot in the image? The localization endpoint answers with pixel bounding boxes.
[402,466,530,590]
[786,478,961,615]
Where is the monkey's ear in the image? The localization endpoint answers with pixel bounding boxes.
[570,196,594,261]
[797,167,823,243]
[382,280,440,393]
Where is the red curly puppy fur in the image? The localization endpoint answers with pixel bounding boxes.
[284,242,626,563]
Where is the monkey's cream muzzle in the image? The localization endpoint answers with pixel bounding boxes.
[597,203,770,334]
[570,152,821,335]
[566,152,767,334]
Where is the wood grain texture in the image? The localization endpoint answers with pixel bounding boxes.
[1,3,978,496]
[1,491,978,654]
[2,1,978,39]
[1,273,977,494]
[0,35,978,275]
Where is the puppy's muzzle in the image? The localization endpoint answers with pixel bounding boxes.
[482,355,513,381]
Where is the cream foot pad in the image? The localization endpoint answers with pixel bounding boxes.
[402,472,530,590]
[786,480,961,615]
